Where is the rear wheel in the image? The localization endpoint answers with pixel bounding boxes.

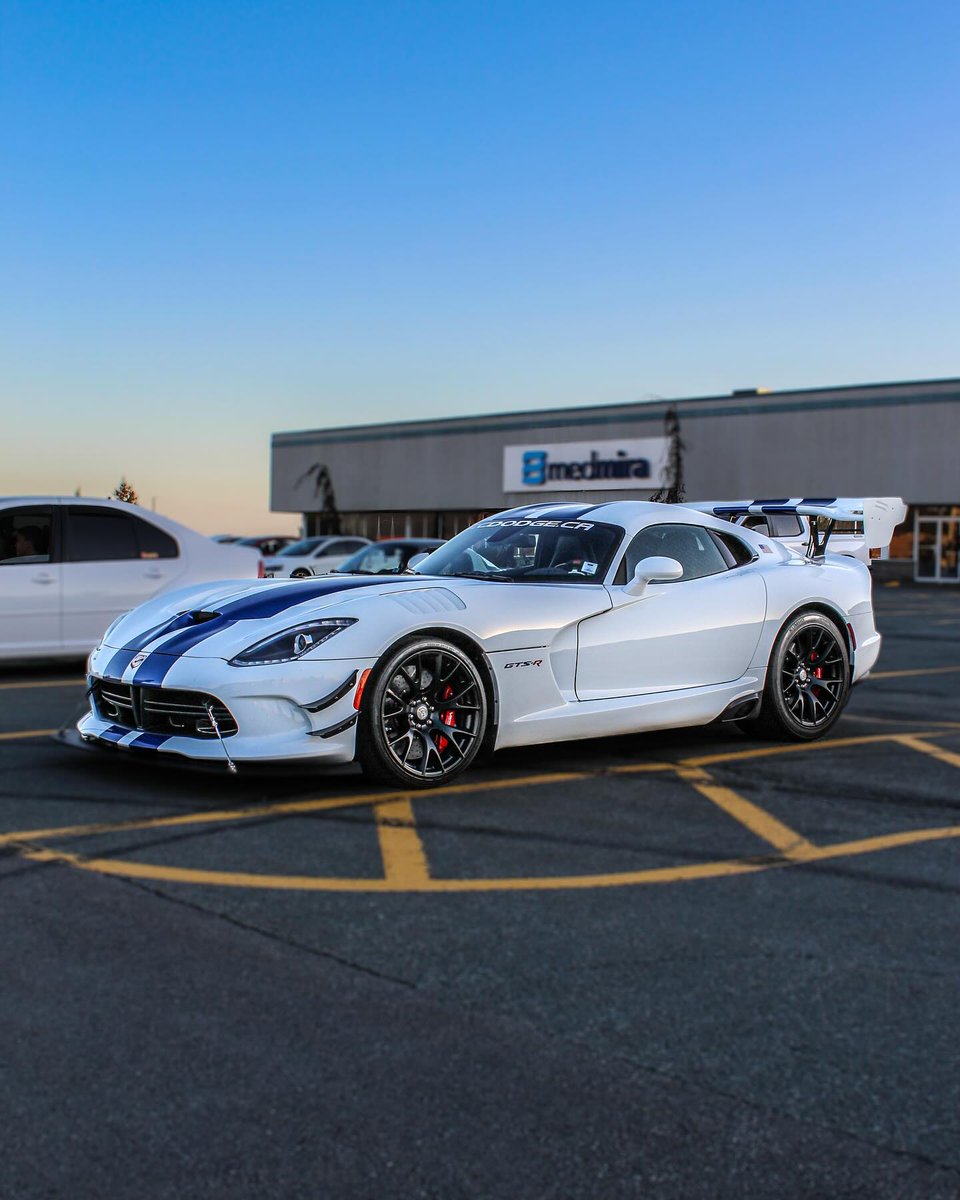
[357,638,488,787]
[291,567,312,579]
[746,611,850,741]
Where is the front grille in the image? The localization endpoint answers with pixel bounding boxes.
[93,680,238,739]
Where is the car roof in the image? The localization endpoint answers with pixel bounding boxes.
[0,495,134,506]
[495,499,715,527]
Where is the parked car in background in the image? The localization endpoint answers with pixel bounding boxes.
[263,535,371,578]
[0,497,261,662]
[333,538,445,575]
[234,535,297,557]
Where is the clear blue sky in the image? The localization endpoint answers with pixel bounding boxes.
[2,0,958,532]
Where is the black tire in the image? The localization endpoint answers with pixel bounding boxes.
[291,568,312,579]
[357,638,488,788]
[746,610,850,742]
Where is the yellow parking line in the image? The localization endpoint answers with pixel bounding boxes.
[0,791,391,849]
[0,768,668,850]
[678,767,815,857]
[869,665,960,681]
[681,732,922,768]
[0,678,84,691]
[375,799,431,885]
[16,821,960,891]
[14,843,770,890]
[842,714,960,729]
[895,735,960,771]
[0,728,55,741]
[797,824,960,864]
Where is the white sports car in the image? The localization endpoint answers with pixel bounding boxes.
[78,497,903,787]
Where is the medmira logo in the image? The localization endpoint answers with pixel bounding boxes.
[521,447,653,486]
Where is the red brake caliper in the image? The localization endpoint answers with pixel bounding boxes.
[810,650,823,680]
[436,684,455,753]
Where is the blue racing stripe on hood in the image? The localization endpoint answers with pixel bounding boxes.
[104,612,199,678]
[130,576,394,686]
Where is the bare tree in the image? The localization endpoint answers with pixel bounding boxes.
[294,462,342,535]
[649,406,685,504]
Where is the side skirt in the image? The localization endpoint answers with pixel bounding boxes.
[494,675,765,750]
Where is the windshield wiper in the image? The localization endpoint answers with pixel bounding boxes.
[449,571,514,582]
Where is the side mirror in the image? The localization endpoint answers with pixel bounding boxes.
[623,555,683,597]
[407,552,430,570]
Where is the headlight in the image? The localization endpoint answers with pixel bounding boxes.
[229,618,357,667]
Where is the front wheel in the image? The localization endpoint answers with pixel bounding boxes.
[357,638,488,787]
[747,611,850,741]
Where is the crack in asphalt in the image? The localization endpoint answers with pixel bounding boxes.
[570,1036,960,1181]
[9,847,958,1185]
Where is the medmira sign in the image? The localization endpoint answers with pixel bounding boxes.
[504,438,670,493]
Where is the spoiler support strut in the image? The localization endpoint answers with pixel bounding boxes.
[805,517,836,563]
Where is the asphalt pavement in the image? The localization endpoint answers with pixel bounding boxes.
[1,584,958,1199]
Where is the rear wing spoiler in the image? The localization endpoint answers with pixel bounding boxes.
[690,497,907,560]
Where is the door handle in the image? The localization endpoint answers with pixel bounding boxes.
[32,573,56,585]
[144,569,165,580]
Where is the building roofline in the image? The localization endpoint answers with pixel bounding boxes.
[273,376,960,450]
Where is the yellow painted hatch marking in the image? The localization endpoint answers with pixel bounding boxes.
[375,798,431,886]
[894,734,960,772]
[3,729,959,893]
[678,767,815,858]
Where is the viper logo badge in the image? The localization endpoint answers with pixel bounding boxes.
[130,653,147,669]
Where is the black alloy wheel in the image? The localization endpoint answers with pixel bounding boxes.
[357,638,488,787]
[748,611,850,742]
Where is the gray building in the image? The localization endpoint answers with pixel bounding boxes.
[271,376,960,583]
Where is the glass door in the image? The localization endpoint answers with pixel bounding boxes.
[940,519,960,582]
[915,517,960,583]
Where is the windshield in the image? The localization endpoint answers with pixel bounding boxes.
[412,518,622,583]
[277,537,328,558]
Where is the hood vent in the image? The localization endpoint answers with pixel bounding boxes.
[188,610,222,623]
[388,588,465,615]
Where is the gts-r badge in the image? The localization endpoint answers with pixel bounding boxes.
[505,659,543,669]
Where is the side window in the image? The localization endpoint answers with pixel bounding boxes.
[0,506,54,565]
[320,539,365,557]
[768,513,803,538]
[709,529,757,568]
[133,517,178,559]
[66,507,139,562]
[361,546,404,573]
[618,524,729,584]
